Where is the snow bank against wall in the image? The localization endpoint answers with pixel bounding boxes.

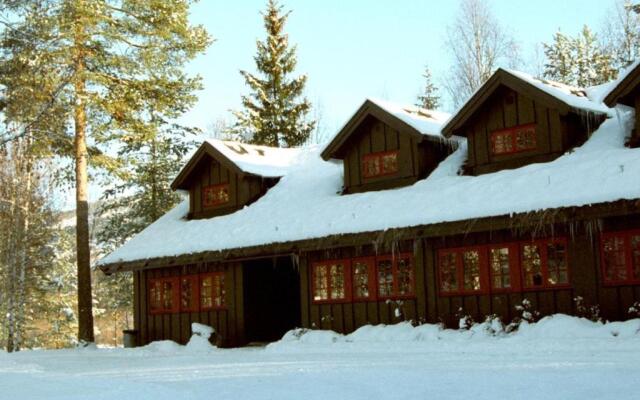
[266,314,640,353]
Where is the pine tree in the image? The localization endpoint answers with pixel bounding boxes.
[230,0,315,147]
[416,65,440,110]
[0,0,210,344]
[543,31,573,83]
[543,26,615,87]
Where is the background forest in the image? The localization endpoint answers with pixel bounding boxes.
[0,0,639,350]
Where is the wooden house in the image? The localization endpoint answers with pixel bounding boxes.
[98,69,640,348]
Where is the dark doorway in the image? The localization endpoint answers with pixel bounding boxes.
[243,256,301,343]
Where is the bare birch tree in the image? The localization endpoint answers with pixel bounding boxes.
[443,0,520,108]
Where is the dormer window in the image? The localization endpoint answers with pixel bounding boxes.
[362,150,399,179]
[490,123,537,156]
[203,183,230,208]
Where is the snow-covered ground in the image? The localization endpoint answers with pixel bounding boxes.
[1,315,639,400]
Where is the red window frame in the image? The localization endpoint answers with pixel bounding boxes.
[311,259,352,304]
[490,123,537,156]
[361,150,399,179]
[437,238,570,296]
[437,246,489,296]
[200,272,226,310]
[600,230,640,286]
[520,238,570,291]
[149,277,180,314]
[488,244,521,293]
[351,257,377,301]
[179,275,200,313]
[202,183,230,208]
[375,253,415,300]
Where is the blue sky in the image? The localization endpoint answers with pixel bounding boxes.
[183,0,613,138]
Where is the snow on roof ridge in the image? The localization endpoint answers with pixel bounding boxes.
[204,138,304,177]
[499,68,611,115]
[593,59,640,104]
[366,97,451,137]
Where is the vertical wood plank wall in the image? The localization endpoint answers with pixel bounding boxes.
[134,261,244,347]
[299,217,640,333]
[188,158,267,219]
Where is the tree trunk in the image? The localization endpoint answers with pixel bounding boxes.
[74,18,94,344]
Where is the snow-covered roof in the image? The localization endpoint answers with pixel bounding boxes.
[98,105,640,268]
[503,69,612,115]
[204,139,302,178]
[599,60,640,106]
[367,98,451,137]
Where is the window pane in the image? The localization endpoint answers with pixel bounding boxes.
[353,261,370,299]
[181,277,195,311]
[632,235,640,280]
[377,259,394,297]
[439,252,458,292]
[462,250,481,291]
[515,126,536,151]
[203,184,230,207]
[363,156,380,178]
[493,132,513,154]
[201,276,213,308]
[397,257,414,295]
[490,247,511,289]
[522,244,543,288]
[381,152,398,174]
[603,236,627,282]
[547,242,568,285]
[150,281,162,311]
[213,274,225,307]
[330,263,346,300]
[313,265,329,301]
[162,281,174,311]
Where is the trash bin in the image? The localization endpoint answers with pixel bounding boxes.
[122,329,138,348]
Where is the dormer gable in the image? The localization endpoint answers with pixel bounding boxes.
[441,68,609,176]
[171,139,300,219]
[603,60,640,147]
[322,98,456,194]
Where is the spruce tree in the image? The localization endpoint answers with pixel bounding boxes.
[230,0,315,147]
[0,0,210,344]
[543,26,615,87]
[416,65,440,110]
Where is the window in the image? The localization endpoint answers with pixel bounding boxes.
[201,272,226,309]
[203,183,230,208]
[312,260,350,302]
[438,238,569,296]
[490,124,537,155]
[180,276,199,312]
[311,254,415,304]
[149,277,179,314]
[376,254,415,299]
[352,258,375,300]
[521,240,569,289]
[438,248,485,295]
[601,230,640,285]
[490,246,512,290]
[362,150,399,178]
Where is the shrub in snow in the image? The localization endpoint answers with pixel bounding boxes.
[506,299,540,333]
[386,299,404,320]
[628,301,640,318]
[574,296,601,322]
[455,307,474,330]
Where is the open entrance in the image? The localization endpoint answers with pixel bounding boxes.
[243,256,301,344]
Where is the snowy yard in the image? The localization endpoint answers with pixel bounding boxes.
[1,316,639,400]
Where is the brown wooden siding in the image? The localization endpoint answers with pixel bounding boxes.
[342,116,450,194]
[298,216,640,332]
[134,261,244,347]
[187,157,275,219]
[462,86,601,176]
